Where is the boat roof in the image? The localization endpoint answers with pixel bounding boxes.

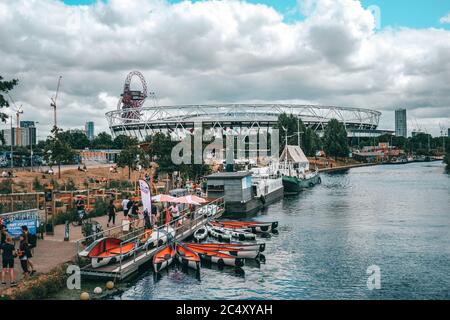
[280,145,309,164]
[206,172,251,179]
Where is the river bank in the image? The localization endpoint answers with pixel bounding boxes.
[81,162,448,300]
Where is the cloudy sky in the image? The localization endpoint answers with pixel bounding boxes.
[1,0,449,140]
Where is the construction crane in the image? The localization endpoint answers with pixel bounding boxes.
[50,76,62,132]
[6,92,23,146]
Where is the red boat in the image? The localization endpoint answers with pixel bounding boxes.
[153,244,175,273]
[175,243,201,270]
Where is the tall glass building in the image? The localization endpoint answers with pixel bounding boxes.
[85,121,95,140]
[395,109,407,138]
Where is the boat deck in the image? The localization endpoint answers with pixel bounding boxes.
[78,199,224,281]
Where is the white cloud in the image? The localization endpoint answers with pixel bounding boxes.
[0,0,449,138]
[440,12,450,24]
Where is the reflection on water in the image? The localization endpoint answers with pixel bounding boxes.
[110,162,450,300]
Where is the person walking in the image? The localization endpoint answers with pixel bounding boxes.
[143,209,152,229]
[107,200,117,228]
[121,196,130,218]
[0,224,7,246]
[17,234,31,278]
[1,237,17,287]
[130,201,140,229]
[21,226,36,275]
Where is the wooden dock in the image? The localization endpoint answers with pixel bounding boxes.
[78,199,224,281]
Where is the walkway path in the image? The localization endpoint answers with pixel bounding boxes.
[0,213,126,293]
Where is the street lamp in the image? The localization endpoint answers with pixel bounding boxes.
[30,122,39,172]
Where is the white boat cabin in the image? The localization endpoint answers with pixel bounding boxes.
[279,145,311,175]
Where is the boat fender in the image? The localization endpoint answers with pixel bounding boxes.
[260,225,269,232]
[217,259,225,268]
[218,235,223,242]
[309,182,314,188]
[318,176,322,184]
[238,234,245,241]
[158,239,164,246]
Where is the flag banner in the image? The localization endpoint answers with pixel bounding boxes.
[139,179,152,214]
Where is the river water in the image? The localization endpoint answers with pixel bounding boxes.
[56,162,450,300]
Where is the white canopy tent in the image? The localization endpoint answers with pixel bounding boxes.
[279,145,310,172]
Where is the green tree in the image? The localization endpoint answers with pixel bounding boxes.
[44,128,77,179]
[113,134,139,149]
[92,132,114,149]
[116,143,147,179]
[276,113,307,153]
[0,75,19,123]
[303,127,322,157]
[58,131,91,149]
[147,132,178,174]
[323,119,349,159]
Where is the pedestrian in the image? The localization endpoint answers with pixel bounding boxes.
[143,209,152,229]
[121,195,130,218]
[17,234,31,278]
[169,203,181,227]
[107,199,116,228]
[130,201,140,229]
[1,237,17,287]
[21,226,36,275]
[151,204,158,227]
[0,224,7,246]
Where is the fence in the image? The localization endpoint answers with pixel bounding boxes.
[75,197,225,274]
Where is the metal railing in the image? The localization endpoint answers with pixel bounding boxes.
[76,197,225,274]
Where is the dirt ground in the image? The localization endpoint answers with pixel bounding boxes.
[6,164,157,193]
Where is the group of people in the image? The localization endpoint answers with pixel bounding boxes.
[77,164,88,172]
[0,223,37,287]
[1,171,14,178]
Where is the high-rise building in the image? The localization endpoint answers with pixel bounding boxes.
[1,127,36,146]
[395,109,407,138]
[85,121,94,140]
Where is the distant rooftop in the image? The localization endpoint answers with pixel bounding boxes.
[206,172,251,179]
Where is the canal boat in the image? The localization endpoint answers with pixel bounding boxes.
[185,243,260,259]
[185,245,245,267]
[141,226,176,250]
[278,145,321,194]
[249,162,284,205]
[176,243,201,270]
[153,244,176,273]
[185,242,265,252]
[79,237,140,269]
[210,220,278,233]
[193,226,208,242]
[207,225,232,242]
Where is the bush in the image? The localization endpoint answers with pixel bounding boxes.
[65,178,77,191]
[50,178,59,190]
[51,208,76,225]
[0,179,13,194]
[32,177,44,191]
[91,198,109,217]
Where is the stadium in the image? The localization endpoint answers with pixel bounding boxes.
[105,72,390,140]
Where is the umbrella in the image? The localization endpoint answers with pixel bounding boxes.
[174,195,206,205]
[153,194,177,203]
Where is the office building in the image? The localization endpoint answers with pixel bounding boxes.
[395,109,407,138]
[85,121,94,140]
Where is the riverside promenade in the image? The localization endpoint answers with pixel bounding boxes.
[319,162,378,173]
[0,214,113,297]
